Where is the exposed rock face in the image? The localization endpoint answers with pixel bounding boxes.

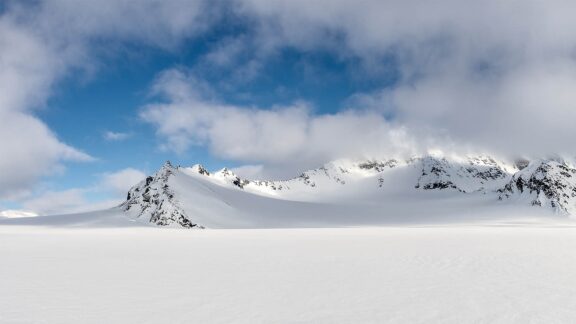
[121,162,202,228]
[499,160,576,214]
[416,157,459,191]
[514,158,530,171]
[358,160,399,172]
[190,164,210,176]
[415,156,508,193]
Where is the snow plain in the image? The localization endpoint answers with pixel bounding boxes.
[3,221,576,323]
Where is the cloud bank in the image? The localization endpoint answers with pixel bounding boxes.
[240,0,576,154]
[4,0,576,199]
[17,168,146,216]
[140,0,576,171]
[0,17,92,199]
[141,69,421,176]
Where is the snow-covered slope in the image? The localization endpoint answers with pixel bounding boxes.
[119,154,576,228]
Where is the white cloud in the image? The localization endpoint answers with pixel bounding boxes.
[0,210,38,218]
[103,131,131,141]
[385,59,576,156]
[22,189,122,216]
[19,167,146,216]
[234,0,576,155]
[5,0,576,203]
[0,110,92,200]
[32,0,212,48]
[0,16,93,200]
[21,189,90,216]
[230,165,264,179]
[0,0,211,201]
[141,69,421,176]
[100,168,147,194]
[139,0,576,166]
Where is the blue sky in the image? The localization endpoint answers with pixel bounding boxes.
[2,0,576,215]
[42,33,398,189]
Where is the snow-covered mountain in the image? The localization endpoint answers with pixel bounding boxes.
[121,154,576,228]
[499,159,576,214]
[121,161,201,228]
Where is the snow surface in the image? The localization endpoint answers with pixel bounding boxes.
[3,224,576,323]
[4,156,576,322]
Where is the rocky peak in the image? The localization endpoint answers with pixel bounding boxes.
[499,160,576,213]
[358,159,398,172]
[190,164,210,176]
[121,162,201,228]
[216,167,235,177]
[415,156,459,190]
[415,155,508,193]
[156,160,175,178]
[214,168,250,189]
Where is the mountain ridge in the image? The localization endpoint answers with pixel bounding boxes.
[121,154,576,228]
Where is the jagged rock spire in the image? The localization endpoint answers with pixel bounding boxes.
[121,161,202,229]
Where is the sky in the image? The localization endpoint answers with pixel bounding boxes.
[2,0,576,215]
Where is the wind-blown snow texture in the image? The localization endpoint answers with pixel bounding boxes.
[4,157,576,323]
[120,155,576,228]
[3,226,576,323]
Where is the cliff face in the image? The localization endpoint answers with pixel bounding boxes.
[121,162,202,228]
[499,160,576,214]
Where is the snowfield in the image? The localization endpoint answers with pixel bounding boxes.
[3,223,576,323]
[4,155,576,323]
